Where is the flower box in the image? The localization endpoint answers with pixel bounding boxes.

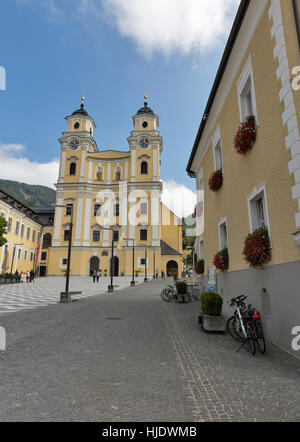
[234,115,257,155]
[242,228,271,268]
[208,169,223,192]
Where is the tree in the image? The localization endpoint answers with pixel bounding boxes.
[0,217,8,247]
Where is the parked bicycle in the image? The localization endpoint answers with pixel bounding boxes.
[161,285,177,302]
[227,295,266,356]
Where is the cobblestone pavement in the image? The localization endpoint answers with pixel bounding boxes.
[0,276,144,315]
[0,280,299,422]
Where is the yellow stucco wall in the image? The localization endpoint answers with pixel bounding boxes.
[195,1,300,275]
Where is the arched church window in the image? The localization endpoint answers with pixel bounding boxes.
[96,168,103,181]
[69,162,76,176]
[141,161,148,175]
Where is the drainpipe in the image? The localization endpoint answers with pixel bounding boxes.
[292,0,300,51]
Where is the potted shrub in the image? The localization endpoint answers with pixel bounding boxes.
[200,292,226,333]
[242,227,271,268]
[208,169,223,192]
[213,248,229,272]
[234,115,257,155]
[175,281,188,303]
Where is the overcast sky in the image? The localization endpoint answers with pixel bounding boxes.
[0,0,240,217]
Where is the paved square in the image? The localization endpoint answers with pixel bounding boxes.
[0,276,144,316]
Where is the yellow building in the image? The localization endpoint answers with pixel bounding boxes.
[187,0,300,357]
[0,189,42,274]
[30,96,183,278]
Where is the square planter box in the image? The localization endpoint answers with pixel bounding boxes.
[202,314,226,334]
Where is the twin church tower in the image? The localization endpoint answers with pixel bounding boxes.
[42,95,182,277]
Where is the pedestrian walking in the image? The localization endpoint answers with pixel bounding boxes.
[92,269,97,283]
[30,270,35,282]
[96,270,100,282]
[26,271,30,283]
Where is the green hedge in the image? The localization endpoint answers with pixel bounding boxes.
[200,292,223,316]
[176,282,187,294]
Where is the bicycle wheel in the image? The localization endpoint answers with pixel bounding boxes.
[227,316,244,341]
[253,321,266,354]
[245,322,256,356]
[162,289,172,302]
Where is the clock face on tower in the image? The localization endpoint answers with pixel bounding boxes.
[69,139,80,151]
[139,137,150,149]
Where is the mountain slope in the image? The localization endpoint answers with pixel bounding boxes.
[0,179,56,207]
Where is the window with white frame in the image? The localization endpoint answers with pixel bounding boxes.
[15,221,20,235]
[199,238,204,260]
[92,231,100,242]
[140,229,147,241]
[26,227,31,240]
[214,139,223,171]
[7,217,12,233]
[236,55,258,123]
[218,218,228,250]
[18,248,22,260]
[138,257,148,268]
[0,210,5,218]
[247,184,270,234]
[24,250,28,261]
[140,201,148,216]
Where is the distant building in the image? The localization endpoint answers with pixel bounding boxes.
[187,0,300,357]
[0,97,183,278]
[0,189,42,273]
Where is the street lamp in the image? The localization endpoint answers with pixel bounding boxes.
[54,204,81,303]
[144,247,148,282]
[98,227,117,293]
[126,238,135,287]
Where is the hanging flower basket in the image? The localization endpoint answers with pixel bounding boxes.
[234,115,257,155]
[208,169,223,192]
[213,248,229,272]
[242,228,271,268]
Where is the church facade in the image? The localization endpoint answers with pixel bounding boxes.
[37,97,183,277]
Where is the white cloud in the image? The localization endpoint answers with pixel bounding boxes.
[0,144,59,189]
[161,180,196,219]
[102,0,239,57]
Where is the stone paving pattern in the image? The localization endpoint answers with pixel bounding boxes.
[0,280,299,422]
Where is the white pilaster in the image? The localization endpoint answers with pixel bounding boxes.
[153,147,158,181]
[88,161,93,183]
[53,193,64,246]
[119,182,128,234]
[107,163,111,185]
[83,192,92,246]
[269,0,300,228]
[79,149,86,183]
[129,189,136,241]
[131,148,136,182]
[59,150,66,184]
[74,191,84,246]
[151,190,160,247]
[103,191,111,247]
